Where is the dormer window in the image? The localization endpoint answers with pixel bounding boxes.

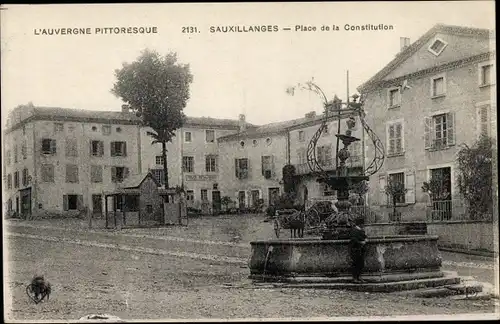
[388,87,401,108]
[428,38,447,56]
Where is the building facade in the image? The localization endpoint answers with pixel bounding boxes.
[358,24,496,222]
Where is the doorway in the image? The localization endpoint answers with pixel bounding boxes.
[212,190,221,214]
[268,187,280,206]
[238,191,246,210]
[20,188,31,219]
[92,194,103,218]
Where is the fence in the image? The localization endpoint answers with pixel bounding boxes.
[425,199,493,222]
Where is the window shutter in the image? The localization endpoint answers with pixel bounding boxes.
[63,195,69,211]
[111,167,117,182]
[379,174,387,206]
[50,140,57,154]
[271,155,275,176]
[110,142,115,156]
[235,159,239,178]
[261,156,265,176]
[424,117,433,149]
[77,195,83,210]
[124,167,130,179]
[89,140,93,156]
[405,171,416,204]
[447,112,455,146]
[246,158,251,179]
[123,142,127,156]
[99,142,104,156]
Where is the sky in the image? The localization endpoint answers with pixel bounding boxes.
[0,2,495,127]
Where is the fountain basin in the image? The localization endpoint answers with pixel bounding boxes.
[249,235,444,281]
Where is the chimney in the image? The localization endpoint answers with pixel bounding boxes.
[121,104,129,113]
[238,114,246,132]
[305,111,316,119]
[400,37,411,52]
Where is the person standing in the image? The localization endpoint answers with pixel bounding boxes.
[349,218,367,283]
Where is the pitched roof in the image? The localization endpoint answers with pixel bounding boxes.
[118,172,160,189]
[185,116,257,128]
[218,114,324,141]
[357,24,495,92]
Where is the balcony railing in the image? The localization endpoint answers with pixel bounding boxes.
[426,199,492,222]
[294,156,363,176]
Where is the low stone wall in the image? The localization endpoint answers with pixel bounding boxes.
[365,221,495,252]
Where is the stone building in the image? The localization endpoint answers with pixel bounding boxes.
[358,24,496,222]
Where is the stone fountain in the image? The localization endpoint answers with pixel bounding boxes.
[248,85,462,292]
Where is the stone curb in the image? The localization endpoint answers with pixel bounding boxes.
[439,246,497,258]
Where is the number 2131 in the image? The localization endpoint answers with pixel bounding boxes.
[182,26,198,33]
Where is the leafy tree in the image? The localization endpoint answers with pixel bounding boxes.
[221,196,234,212]
[111,49,193,198]
[385,179,407,221]
[350,180,369,206]
[456,135,493,219]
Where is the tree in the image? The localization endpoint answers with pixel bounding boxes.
[422,173,451,202]
[385,179,407,221]
[456,135,493,220]
[111,49,194,198]
[221,196,234,212]
[350,180,369,206]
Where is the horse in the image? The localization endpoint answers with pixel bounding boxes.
[288,211,306,238]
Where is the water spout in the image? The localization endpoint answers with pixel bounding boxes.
[263,245,274,278]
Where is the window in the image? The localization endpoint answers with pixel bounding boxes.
[54,123,64,132]
[66,164,79,183]
[322,183,335,196]
[14,171,19,188]
[298,131,305,142]
[266,138,272,145]
[63,194,81,211]
[41,139,57,155]
[116,127,122,133]
[14,145,18,163]
[90,165,103,183]
[235,158,249,179]
[65,138,78,157]
[110,141,127,157]
[428,38,447,56]
[252,139,258,146]
[201,189,208,201]
[152,169,165,185]
[424,113,455,150]
[22,168,29,186]
[155,155,164,165]
[205,130,215,143]
[431,74,446,97]
[146,204,153,213]
[7,174,12,189]
[388,88,401,108]
[90,140,104,157]
[111,166,128,183]
[102,125,111,135]
[479,62,495,86]
[41,164,54,182]
[92,126,97,132]
[297,148,306,164]
[125,195,139,212]
[386,121,404,156]
[68,125,75,132]
[184,131,192,143]
[21,142,27,160]
[477,104,491,138]
[205,155,218,172]
[240,141,245,148]
[182,156,194,173]
[317,145,332,166]
[388,172,405,204]
[261,156,274,179]
[6,150,10,166]
[186,190,194,201]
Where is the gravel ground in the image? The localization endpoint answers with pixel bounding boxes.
[5,236,497,322]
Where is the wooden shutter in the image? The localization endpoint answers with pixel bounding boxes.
[50,140,57,154]
[379,174,387,206]
[405,171,416,204]
[111,167,117,182]
[63,195,69,211]
[122,142,127,156]
[110,142,116,156]
[395,123,403,153]
[271,155,275,177]
[124,167,130,179]
[424,117,433,149]
[235,159,239,178]
[89,140,93,156]
[447,112,455,146]
[261,156,265,176]
[77,195,83,210]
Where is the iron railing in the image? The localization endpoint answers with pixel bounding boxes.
[426,199,493,222]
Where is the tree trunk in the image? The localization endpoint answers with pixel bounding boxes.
[162,141,169,203]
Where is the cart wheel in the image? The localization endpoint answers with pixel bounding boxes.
[306,208,321,227]
[273,219,280,238]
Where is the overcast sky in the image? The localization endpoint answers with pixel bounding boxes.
[1,2,495,127]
